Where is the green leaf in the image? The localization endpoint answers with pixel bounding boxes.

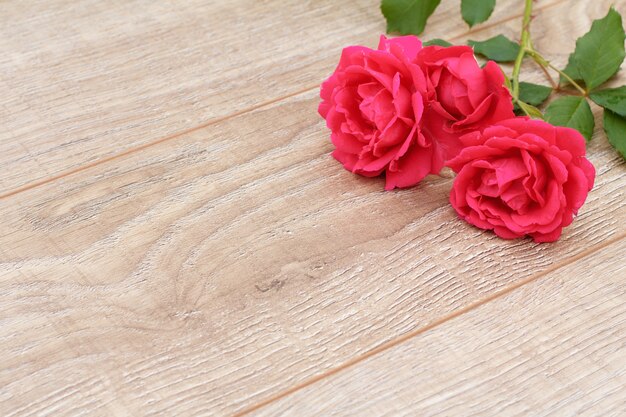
[461,0,496,27]
[381,0,441,36]
[544,96,595,141]
[563,8,626,90]
[423,38,452,47]
[519,82,553,106]
[590,86,626,117]
[517,101,544,119]
[603,110,626,160]
[468,35,521,62]
[560,53,583,85]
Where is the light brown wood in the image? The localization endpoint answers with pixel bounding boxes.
[1,78,624,416]
[0,0,541,195]
[1,0,625,416]
[254,240,626,417]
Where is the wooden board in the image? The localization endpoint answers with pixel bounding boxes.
[1,86,624,417]
[0,0,547,195]
[1,0,625,416]
[253,240,626,416]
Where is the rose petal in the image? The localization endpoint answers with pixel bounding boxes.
[562,164,591,212]
[378,35,423,60]
[512,181,562,226]
[446,145,506,172]
[332,149,360,172]
[376,117,411,150]
[384,138,433,189]
[555,126,586,157]
[337,46,368,70]
[493,156,528,188]
[331,132,365,154]
[531,227,562,243]
[494,226,524,240]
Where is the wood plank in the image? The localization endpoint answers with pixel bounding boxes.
[1,95,624,415]
[0,0,534,194]
[1,1,625,415]
[254,239,626,417]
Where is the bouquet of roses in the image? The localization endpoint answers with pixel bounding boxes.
[318,0,625,242]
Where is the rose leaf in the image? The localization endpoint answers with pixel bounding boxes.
[544,96,595,141]
[519,82,553,106]
[590,86,626,117]
[513,82,552,113]
[381,0,441,36]
[461,0,496,28]
[516,101,544,119]
[560,53,583,85]
[603,110,626,161]
[468,35,520,62]
[561,8,625,90]
[423,38,452,47]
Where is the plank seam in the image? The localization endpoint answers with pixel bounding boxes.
[0,0,565,200]
[232,232,626,416]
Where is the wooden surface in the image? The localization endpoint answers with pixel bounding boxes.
[256,240,626,416]
[0,1,624,416]
[0,0,539,195]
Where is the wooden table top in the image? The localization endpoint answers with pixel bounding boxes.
[1,0,625,415]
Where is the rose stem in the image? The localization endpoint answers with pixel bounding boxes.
[512,0,588,112]
[536,59,558,89]
[513,0,587,96]
[526,49,588,95]
[511,0,534,103]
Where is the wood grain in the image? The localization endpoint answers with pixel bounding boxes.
[254,239,626,417]
[1,94,624,416]
[0,0,539,195]
[1,1,625,416]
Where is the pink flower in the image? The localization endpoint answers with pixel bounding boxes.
[446,118,596,242]
[319,35,438,190]
[417,45,515,160]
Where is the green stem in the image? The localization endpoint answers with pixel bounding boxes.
[511,0,534,101]
[509,0,588,118]
[535,58,558,89]
[529,52,587,95]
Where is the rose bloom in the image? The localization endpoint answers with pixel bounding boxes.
[446,118,595,242]
[417,45,515,158]
[319,35,439,190]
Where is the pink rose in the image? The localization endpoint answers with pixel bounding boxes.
[417,45,515,160]
[319,35,440,190]
[446,118,595,242]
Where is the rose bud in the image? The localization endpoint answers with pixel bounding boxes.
[446,118,595,242]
